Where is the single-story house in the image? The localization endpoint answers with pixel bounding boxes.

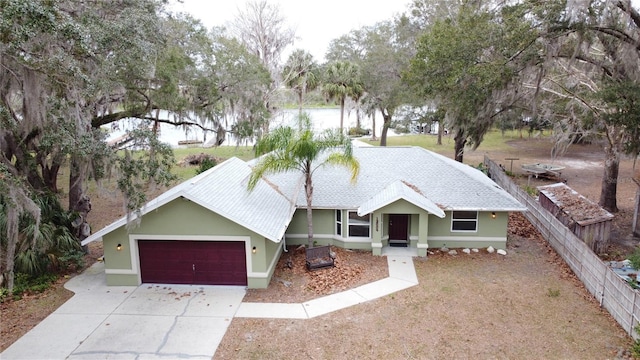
[81,145,526,288]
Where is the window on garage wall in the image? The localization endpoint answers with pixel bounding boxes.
[451,211,478,232]
[348,211,370,237]
[336,210,342,236]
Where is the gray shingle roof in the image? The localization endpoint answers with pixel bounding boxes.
[83,145,524,246]
[280,146,525,212]
[82,157,296,245]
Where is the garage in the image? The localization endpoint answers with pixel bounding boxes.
[138,240,247,286]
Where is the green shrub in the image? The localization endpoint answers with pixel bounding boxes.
[6,273,58,301]
[546,288,560,297]
[196,157,217,175]
[631,326,640,358]
[347,127,371,137]
[475,162,488,175]
[57,249,86,272]
[524,185,538,197]
[628,248,640,270]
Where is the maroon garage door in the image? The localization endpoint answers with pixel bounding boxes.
[138,240,247,286]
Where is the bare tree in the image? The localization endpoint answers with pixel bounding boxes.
[227,0,295,134]
[228,0,295,75]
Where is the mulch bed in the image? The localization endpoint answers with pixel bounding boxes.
[243,245,389,303]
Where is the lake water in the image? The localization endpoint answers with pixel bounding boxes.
[105,108,396,148]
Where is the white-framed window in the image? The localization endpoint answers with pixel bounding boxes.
[336,210,342,236]
[451,211,478,232]
[348,211,371,237]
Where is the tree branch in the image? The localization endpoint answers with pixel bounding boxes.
[614,0,640,29]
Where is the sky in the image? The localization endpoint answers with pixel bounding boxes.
[168,0,412,62]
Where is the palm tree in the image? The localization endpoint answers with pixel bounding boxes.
[322,61,364,132]
[282,50,320,117]
[248,114,359,248]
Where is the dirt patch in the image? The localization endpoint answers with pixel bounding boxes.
[215,213,634,359]
[0,242,102,352]
[467,136,639,255]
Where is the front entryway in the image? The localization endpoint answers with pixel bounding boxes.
[138,240,247,286]
[388,214,409,247]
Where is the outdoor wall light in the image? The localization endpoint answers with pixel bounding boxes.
[116,243,122,251]
[491,212,496,219]
[252,246,257,254]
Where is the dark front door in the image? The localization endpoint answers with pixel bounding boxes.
[139,240,247,286]
[388,214,409,246]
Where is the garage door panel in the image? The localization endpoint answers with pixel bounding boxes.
[139,240,247,286]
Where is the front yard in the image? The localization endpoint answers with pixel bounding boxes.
[214,213,633,359]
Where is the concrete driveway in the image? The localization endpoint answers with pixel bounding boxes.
[1,262,246,360]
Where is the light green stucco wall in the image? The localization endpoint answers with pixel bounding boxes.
[102,197,281,288]
[285,208,373,250]
[427,211,508,249]
[282,201,510,254]
[286,208,335,235]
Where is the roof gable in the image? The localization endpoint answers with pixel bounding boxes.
[357,180,445,218]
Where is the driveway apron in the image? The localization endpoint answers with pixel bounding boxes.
[1,262,246,360]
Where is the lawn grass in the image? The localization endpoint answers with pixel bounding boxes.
[172,145,254,181]
[174,145,255,161]
[366,128,548,155]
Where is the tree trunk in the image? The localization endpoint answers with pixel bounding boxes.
[305,172,314,248]
[38,152,61,193]
[454,128,466,163]
[339,98,345,131]
[371,111,377,140]
[437,121,443,145]
[69,156,84,212]
[7,135,46,191]
[632,180,640,237]
[298,91,303,119]
[380,110,392,147]
[152,108,160,135]
[599,146,619,212]
[69,155,92,250]
[3,206,18,293]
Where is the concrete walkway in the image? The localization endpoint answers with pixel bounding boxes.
[236,252,418,319]
[2,249,418,359]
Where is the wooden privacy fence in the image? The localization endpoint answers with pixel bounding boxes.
[485,156,640,338]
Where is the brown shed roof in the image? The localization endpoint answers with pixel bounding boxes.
[538,183,613,226]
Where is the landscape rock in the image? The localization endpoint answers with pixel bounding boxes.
[471,248,479,253]
[276,277,292,287]
[497,249,507,256]
[448,250,458,256]
[462,248,471,254]
[440,246,449,252]
[487,246,495,253]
